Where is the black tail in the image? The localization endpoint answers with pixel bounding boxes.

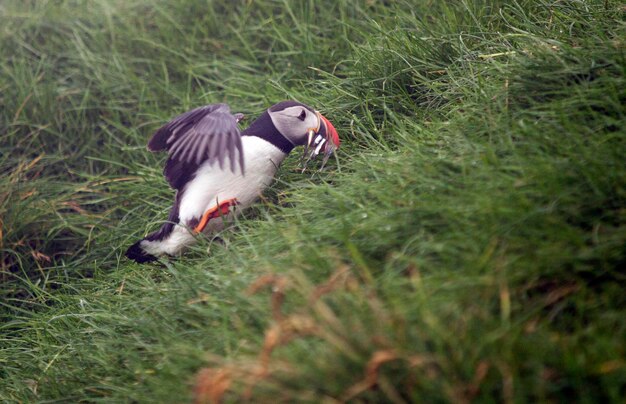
[125,192,182,264]
[125,239,158,263]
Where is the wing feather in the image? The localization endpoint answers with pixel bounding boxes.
[235,134,245,172]
[146,103,244,190]
[213,129,224,168]
[195,130,210,164]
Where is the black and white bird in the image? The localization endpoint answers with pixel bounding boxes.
[125,101,340,263]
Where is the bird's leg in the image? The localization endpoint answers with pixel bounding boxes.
[193,198,239,234]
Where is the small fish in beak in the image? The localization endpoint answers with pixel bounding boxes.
[301,112,340,171]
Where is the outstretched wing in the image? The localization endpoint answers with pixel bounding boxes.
[147,103,245,190]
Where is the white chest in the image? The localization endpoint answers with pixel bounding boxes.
[178,136,287,222]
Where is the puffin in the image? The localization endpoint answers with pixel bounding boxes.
[125,101,340,263]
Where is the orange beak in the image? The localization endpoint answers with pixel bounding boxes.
[319,113,340,150]
[301,112,340,171]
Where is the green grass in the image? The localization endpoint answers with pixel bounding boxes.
[1,0,625,402]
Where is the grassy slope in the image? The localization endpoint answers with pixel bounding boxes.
[1,0,624,402]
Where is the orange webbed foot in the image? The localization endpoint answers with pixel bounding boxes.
[193,198,239,234]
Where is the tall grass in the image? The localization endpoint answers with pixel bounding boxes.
[1,0,624,402]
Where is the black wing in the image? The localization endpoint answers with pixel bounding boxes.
[147,103,245,190]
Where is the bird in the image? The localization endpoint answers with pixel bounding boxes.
[125,100,340,263]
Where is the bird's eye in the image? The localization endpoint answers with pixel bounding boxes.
[298,109,306,121]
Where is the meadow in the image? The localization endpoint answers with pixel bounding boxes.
[1,0,624,402]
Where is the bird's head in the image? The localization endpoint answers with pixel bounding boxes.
[267,101,340,169]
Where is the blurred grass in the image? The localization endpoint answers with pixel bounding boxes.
[1,0,625,402]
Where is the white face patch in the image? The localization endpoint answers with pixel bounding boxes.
[268,106,319,146]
